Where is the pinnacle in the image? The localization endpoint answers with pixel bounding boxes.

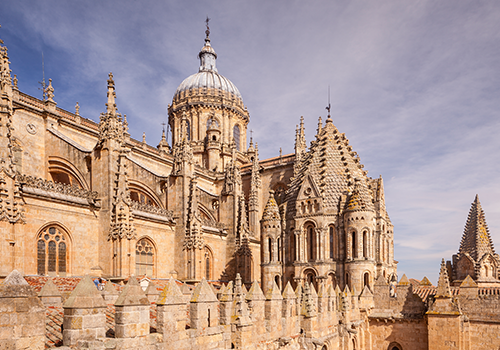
[262,190,280,221]
[436,258,452,298]
[458,195,494,261]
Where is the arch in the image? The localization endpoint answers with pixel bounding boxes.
[388,342,403,350]
[233,124,241,151]
[198,204,217,222]
[36,224,71,276]
[204,245,214,280]
[135,237,156,277]
[363,271,370,289]
[268,237,273,263]
[304,222,316,261]
[327,271,337,287]
[128,181,163,208]
[48,157,88,189]
[303,268,317,290]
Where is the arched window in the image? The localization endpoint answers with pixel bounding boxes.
[50,171,82,187]
[185,120,191,140]
[37,226,69,276]
[204,246,213,280]
[329,226,335,259]
[135,238,155,277]
[268,237,273,262]
[307,225,315,261]
[352,231,357,259]
[364,272,370,289]
[363,230,367,258]
[233,125,240,151]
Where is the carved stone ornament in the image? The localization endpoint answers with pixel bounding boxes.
[26,123,37,135]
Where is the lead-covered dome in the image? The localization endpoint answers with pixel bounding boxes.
[173,35,243,101]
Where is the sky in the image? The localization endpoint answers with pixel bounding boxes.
[1,0,499,284]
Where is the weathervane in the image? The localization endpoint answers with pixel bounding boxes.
[205,16,211,38]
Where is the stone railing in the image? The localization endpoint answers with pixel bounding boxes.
[199,216,226,230]
[17,174,100,207]
[130,201,175,223]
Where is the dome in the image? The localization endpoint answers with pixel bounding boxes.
[173,34,243,101]
[174,71,242,100]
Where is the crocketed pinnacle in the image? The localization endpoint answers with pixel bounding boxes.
[262,190,280,221]
[435,258,451,298]
[458,195,495,261]
[345,178,374,212]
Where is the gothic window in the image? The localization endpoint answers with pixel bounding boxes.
[129,185,160,207]
[204,246,213,280]
[329,226,335,259]
[135,238,155,277]
[37,226,69,276]
[233,125,240,151]
[48,158,87,189]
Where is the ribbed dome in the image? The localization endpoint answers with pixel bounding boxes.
[174,71,242,100]
[173,34,243,101]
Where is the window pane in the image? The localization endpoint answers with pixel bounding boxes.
[37,240,46,275]
[233,125,240,151]
[48,241,56,272]
[58,242,66,273]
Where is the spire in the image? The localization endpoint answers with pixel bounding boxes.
[294,116,307,156]
[198,17,217,72]
[98,72,126,144]
[262,190,280,221]
[435,258,452,298]
[106,72,117,116]
[458,195,495,261]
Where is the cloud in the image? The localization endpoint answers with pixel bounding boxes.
[1,0,499,283]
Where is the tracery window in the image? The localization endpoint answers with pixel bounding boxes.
[135,238,154,277]
[37,226,68,276]
[233,125,240,151]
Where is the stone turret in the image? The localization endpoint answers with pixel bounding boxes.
[261,190,283,291]
[452,195,500,285]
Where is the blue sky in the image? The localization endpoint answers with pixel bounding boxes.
[2,1,499,283]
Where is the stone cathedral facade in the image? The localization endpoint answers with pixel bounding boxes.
[1,28,500,350]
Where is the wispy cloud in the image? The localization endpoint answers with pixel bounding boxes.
[1,0,499,283]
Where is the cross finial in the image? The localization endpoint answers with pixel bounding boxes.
[205,16,211,39]
[161,121,166,133]
[325,85,331,117]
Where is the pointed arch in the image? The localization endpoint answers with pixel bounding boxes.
[204,245,214,280]
[135,237,156,277]
[36,223,72,276]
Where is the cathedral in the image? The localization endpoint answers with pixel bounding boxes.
[1,26,500,350]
